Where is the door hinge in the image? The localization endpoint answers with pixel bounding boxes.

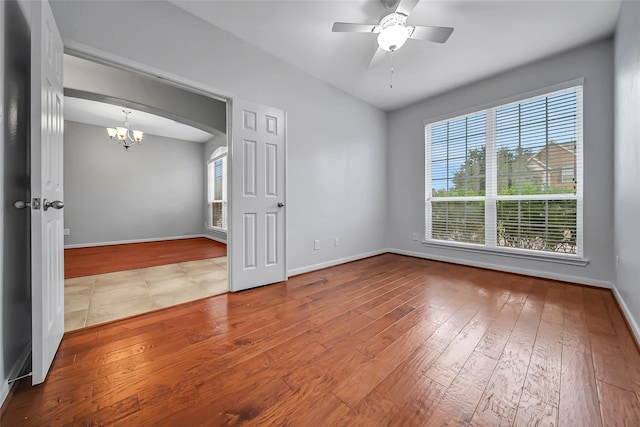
[32,198,41,210]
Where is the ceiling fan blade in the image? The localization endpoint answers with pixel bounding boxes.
[368,47,387,69]
[332,22,380,33]
[409,26,454,44]
[394,0,420,16]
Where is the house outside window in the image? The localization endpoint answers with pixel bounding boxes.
[207,147,227,231]
[425,85,583,258]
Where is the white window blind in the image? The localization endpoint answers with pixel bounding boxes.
[207,155,227,230]
[425,85,583,258]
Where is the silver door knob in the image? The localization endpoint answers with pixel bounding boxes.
[277,202,285,208]
[43,199,64,211]
[12,200,30,210]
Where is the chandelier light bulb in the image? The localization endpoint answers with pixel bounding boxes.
[116,127,128,141]
[132,130,144,142]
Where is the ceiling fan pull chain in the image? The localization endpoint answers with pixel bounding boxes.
[390,51,395,89]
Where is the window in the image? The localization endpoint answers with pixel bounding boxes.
[425,85,583,258]
[561,166,575,183]
[207,147,227,230]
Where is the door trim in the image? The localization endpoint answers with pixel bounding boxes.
[61,40,289,292]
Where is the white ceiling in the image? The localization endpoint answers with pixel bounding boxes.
[170,0,621,111]
[64,97,214,143]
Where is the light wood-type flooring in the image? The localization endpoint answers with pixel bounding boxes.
[65,257,228,331]
[4,254,640,426]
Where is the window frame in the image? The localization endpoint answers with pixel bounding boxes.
[424,81,585,264]
[206,147,228,232]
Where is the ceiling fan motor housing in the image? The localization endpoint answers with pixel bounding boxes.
[378,13,411,52]
[381,0,401,10]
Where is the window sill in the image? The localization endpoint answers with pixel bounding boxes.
[421,240,589,266]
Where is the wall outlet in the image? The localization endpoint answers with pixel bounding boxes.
[616,255,620,270]
[64,228,70,236]
[314,240,320,250]
[413,232,419,241]
[334,237,340,247]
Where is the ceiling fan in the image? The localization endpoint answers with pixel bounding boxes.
[332,0,454,68]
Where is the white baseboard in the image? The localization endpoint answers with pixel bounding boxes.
[202,232,227,245]
[612,286,640,345]
[387,247,614,289]
[1,342,31,409]
[287,249,387,277]
[64,234,209,249]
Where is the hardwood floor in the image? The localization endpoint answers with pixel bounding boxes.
[64,237,227,278]
[4,254,640,426]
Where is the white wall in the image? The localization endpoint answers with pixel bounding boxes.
[387,39,615,288]
[614,1,640,338]
[50,0,388,272]
[63,120,205,246]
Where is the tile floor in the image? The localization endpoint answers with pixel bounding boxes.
[64,257,228,331]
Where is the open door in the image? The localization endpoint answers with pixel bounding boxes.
[229,99,286,291]
[30,0,64,385]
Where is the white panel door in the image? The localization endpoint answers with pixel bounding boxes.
[230,99,286,291]
[31,0,65,385]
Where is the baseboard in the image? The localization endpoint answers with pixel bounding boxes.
[387,247,614,289]
[64,234,208,249]
[287,249,387,277]
[0,342,31,410]
[612,286,640,346]
[202,232,227,245]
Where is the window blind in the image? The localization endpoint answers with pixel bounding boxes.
[425,85,583,257]
[207,156,228,230]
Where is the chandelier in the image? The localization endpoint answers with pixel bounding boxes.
[106,110,144,150]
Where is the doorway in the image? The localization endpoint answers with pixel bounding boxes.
[61,54,230,330]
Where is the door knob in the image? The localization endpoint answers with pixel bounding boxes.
[277,202,285,208]
[43,199,64,211]
[12,200,30,210]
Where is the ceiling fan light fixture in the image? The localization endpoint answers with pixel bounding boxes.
[377,24,410,52]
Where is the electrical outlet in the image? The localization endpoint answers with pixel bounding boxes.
[334,237,340,247]
[413,232,419,241]
[64,228,70,236]
[616,255,620,270]
[314,240,320,250]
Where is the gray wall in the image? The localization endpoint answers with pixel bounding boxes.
[50,0,388,273]
[1,0,31,407]
[64,120,205,246]
[64,55,226,136]
[614,1,640,337]
[387,38,615,287]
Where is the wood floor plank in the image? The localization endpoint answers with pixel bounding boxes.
[589,331,640,393]
[559,348,602,427]
[513,392,558,427]
[64,237,226,278]
[523,320,563,407]
[597,380,640,427]
[424,312,493,388]
[337,389,400,426]
[426,352,499,426]
[374,344,441,406]
[4,254,640,426]
[470,333,536,426]
[471,289,543,427]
